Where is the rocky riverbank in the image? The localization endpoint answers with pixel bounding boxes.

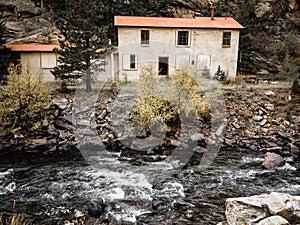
[0,82,299,168]
[223,83,300,168]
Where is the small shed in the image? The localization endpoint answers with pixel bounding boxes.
[5,43,59,81]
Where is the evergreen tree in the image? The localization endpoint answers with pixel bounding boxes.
[51,0,108,92]
[0,21,11,83]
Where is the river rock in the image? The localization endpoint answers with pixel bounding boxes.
[265,90,275,96]
[97,109,108,120]
[54,119,75,131]
[264,103,275,111]
[264,192,300,222]
[53,98,69,111]
[261,152,285,169]
[190,133,204,141]
[225,195,270,225]
[290,144,300,160]
[253,115,264,122]
[225,193,300,225]
[257,215,289,225]
[87,199,105,217]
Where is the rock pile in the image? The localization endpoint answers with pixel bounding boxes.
[223,86,300,168]
[218,192,300,225]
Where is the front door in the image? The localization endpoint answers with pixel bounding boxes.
[158,57,168,75]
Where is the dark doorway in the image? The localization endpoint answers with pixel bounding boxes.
[158,57,168,75]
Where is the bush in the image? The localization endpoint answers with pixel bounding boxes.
[214,65,227,81]
[131,96,180,137]
[0,65,51,135]
[130,66,211,137]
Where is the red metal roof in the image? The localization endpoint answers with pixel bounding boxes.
[5,43,59,52]
[115,16,244,29]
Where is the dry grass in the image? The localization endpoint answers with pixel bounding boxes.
[0,215,25,225]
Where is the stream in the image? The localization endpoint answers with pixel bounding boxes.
[0,146,300,224]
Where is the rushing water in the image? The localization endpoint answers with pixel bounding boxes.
[0,147,300,224]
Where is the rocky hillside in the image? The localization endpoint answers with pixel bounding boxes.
[0,0,58,43]
[0,0,299,75]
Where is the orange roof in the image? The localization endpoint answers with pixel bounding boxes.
[115,16,244,29]
[5,43,59,52]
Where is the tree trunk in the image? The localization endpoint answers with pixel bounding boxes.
[85,38,92,93]
[86,66,92,93]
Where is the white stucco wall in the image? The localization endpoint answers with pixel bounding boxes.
[117,26,240,81]
[20,52,57,82]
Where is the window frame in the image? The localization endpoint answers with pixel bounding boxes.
[222,31,231,47]
[122,54,137,70]
[176,30,190,47]
[130,54,136,69]
[141,30,150,46]
[40,52,57,69]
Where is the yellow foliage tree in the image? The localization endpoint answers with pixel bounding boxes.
[0,65,51,135]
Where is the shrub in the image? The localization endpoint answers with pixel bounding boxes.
[131,96,180,137]
[214,65,227,81]
[130,66,211,136]
[171,70,211,121]
[0,65,51,135]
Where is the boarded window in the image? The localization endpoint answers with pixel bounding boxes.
[177,31,189,46]
[41,53,57,69]
[141,30,150,45]
[222,32,231,46]
[175,55,190,70]
[196,55,210,70]
[122,54,137,70]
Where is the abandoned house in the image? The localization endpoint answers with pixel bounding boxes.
[114,15,243,81]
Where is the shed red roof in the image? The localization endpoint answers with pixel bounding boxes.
[5,43,59,52]
[115,16,244,29]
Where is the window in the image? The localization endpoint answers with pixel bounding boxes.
[141,30,149,45]
[130,54,136,69]
[222,32,231,47]
[41,53,57,69]
[122,54,137,70]
[177,31,189,46]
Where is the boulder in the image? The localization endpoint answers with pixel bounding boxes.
[264,192,300,223]
[225,193,300,225]
[226,195,270,225]
[261,152,285,169]
[257,215,289,225]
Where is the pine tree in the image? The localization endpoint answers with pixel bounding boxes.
[0,21,11,83]
[51,0,108,92]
